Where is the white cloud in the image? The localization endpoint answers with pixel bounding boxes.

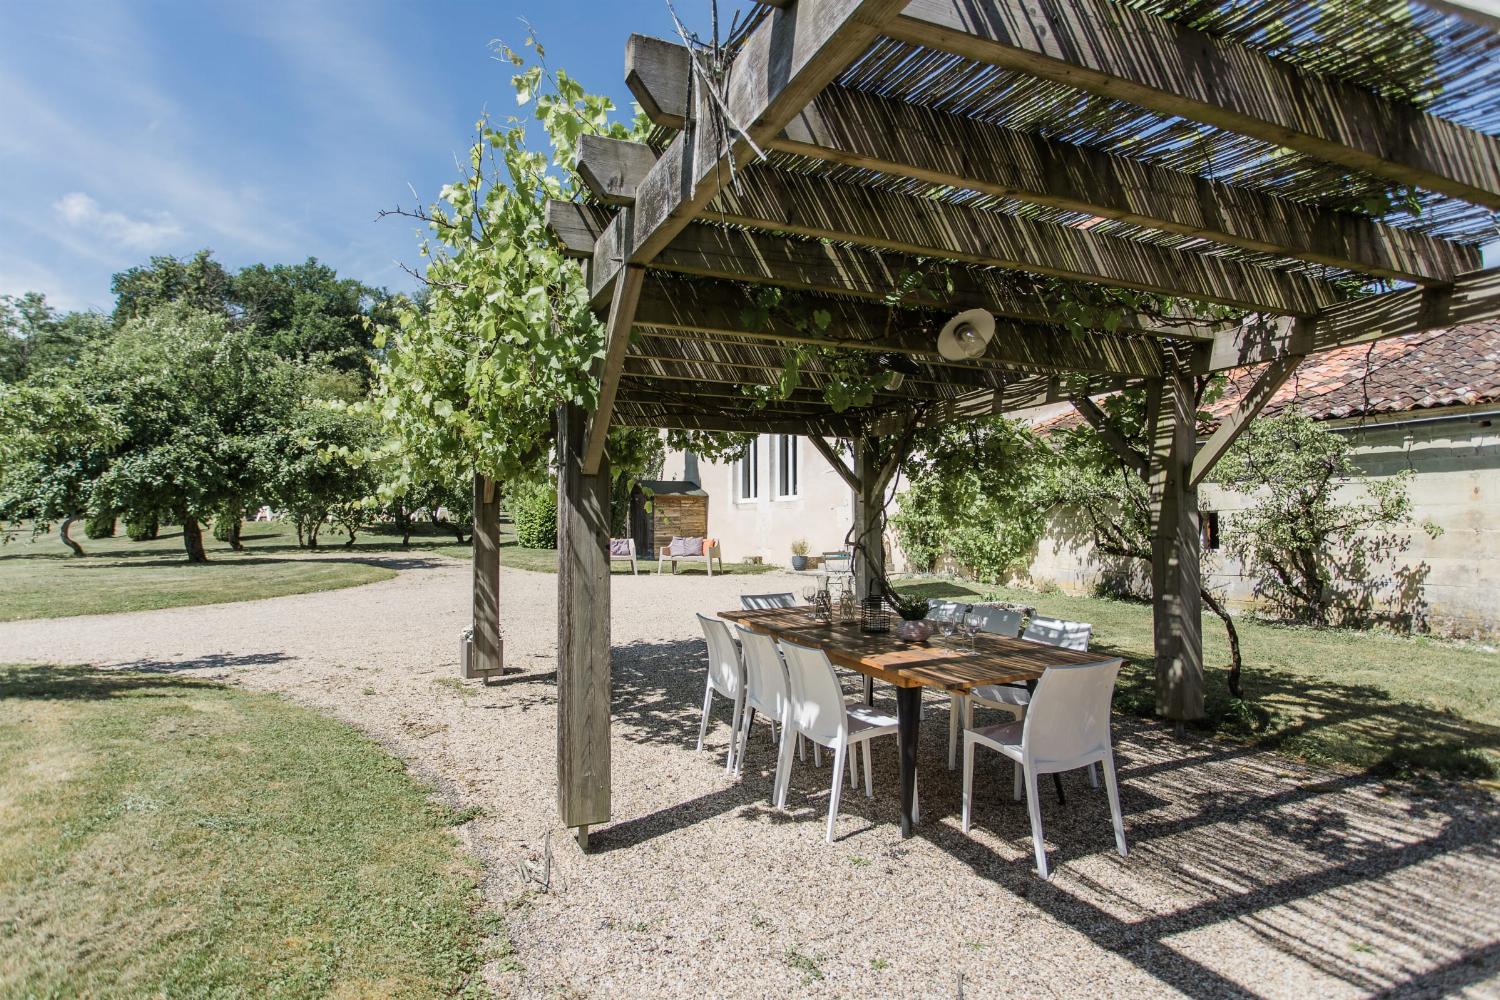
[54,191,183,250]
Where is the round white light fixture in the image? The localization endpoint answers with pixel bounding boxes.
[937,308,995,361]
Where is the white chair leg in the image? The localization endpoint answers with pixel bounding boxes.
[814,744,822,769]
[772,716,795,808]
[798,732,806,763]
[862,740,873,798]
[827,743,847,843]
[947,694,961,771]
[1087,762,1099,788]
[1013,759,1023,801]
[848,743,859,788]
[961,736,976,833]
[726,694,744,773]
[696,681,714,752]
[1023,764,1048,879]
[1102,750,1127,858]
[736,708,755,777]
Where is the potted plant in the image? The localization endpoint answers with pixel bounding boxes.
[790,538,810,571]
[889,593,935,643]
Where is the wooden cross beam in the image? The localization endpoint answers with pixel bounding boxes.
[613,405,862,437]
[889,0,1500,210]
[1189,351,1305,489]
[576,137,1338,314]
[1202,266,1500,372]
[807,435,860,492]
[1072,396,1148,479]
[626,37,1477,285]
[583,0,910,475]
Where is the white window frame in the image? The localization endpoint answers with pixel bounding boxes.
[733,437,761,503]
[773,434,800,500]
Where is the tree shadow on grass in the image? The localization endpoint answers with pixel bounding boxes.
[0,664,215,700]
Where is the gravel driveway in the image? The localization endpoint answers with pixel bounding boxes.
[2,554,1496,999]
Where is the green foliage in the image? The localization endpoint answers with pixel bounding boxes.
[888,592,930,621]
[1211,410,1440,628]
[232,258,380,372]
[892,417,1059,583]
[83,511,115,539]
[0,293,108,383]
[125,512,159,542]
[110,249,234,324]
[271,386,380,549]
[509,479,557,549]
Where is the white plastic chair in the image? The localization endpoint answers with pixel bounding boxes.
[775,639,914,842]
[740,593,797,610]
[696,614,745,772]
[925,598,970,620]
[946,615,1095,770]
[961,657,1128,879]
[734,625,802,801]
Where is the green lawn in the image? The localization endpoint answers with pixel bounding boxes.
[0,525,403,622]
[0,665,498,998]
[898,578,1500,781]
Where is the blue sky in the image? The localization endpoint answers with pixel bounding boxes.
[4,2,1494,313]
[0,0,706,312]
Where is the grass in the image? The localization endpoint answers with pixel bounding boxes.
[898,577,1500,781]
[0,664,495,998]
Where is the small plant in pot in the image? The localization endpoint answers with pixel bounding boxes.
[889,593,935,643]
[790,538,810,571]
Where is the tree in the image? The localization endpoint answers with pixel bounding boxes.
[87,307,292,562]
[110,249,233,324]
[232,259,378,372]
[0,293,108,383]
[0,377,120,555]
[1211,410,1439,628]
[269,392,379,550]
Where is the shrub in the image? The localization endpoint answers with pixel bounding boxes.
[125,512,159,542]
[83,511,116,539]
[509,480,558,549]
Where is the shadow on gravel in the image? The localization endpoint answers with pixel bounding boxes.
[109,652,294,673]
[602,635,1500,1000]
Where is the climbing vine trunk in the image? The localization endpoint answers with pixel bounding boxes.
[181,514,208,563]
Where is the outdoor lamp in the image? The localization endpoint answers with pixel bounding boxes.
[937,308,996,361]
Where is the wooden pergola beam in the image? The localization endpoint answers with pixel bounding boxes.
[1189,351,1305,489]
[621,354,990,396]
[626,35,1478,284]
[632,276,1163,379]
[576,135,657,206]
[613,406,863,437]
[582,264,644,475]
[891,0,1500,210]
[1072,396,1148,478]
[1202,265,1500,372]
[807,435,860,492]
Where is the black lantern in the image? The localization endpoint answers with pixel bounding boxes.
[860,596,890,633]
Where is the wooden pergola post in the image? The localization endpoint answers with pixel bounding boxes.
[1146,361,1205,723]
[467,474,503,679]
[852,436,885,603]
[556,403,612,849]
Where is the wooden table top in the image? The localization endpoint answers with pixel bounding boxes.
[719,607,1103,692]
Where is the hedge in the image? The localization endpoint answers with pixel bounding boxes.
[509,481,557,549]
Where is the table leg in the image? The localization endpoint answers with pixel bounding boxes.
[895,685,920,838]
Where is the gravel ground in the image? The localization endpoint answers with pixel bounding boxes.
[2,553,1497,999]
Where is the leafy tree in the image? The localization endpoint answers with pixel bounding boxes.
[0,293,108,382]
[233,259,378,371]
[268,371,379,550]
[0,377,121,556]
[87,307,292,562]
[1211,410,1439,628]
[110,249,233,325]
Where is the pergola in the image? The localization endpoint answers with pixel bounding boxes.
[537,0,1500,846]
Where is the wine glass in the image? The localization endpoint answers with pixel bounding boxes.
[963,613,982,650]
[939,607,958,640]
[803,585,818,606]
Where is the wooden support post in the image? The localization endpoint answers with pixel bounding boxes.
[1146,362,1205,722]
[854,436,886,706]
[467,474,504,680]
[556,403,612,841]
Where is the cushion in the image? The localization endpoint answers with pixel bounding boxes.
[668,536,704,556]
[609,538,633,557]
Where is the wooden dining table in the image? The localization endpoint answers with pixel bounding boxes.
[719,606,1104,838]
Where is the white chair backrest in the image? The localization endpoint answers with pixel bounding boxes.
[779,639,846,747]
[926,598,970,621]
[697,614,742,699]
[1024,615,1092,651]
[741,593,796,610]
[1022,658,1123,764]
[970,605,1023,637]
[735,626,790,719]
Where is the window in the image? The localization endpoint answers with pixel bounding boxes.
[1202,511,1220,551]
[734,437,760,501]
[774,435,800,499]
